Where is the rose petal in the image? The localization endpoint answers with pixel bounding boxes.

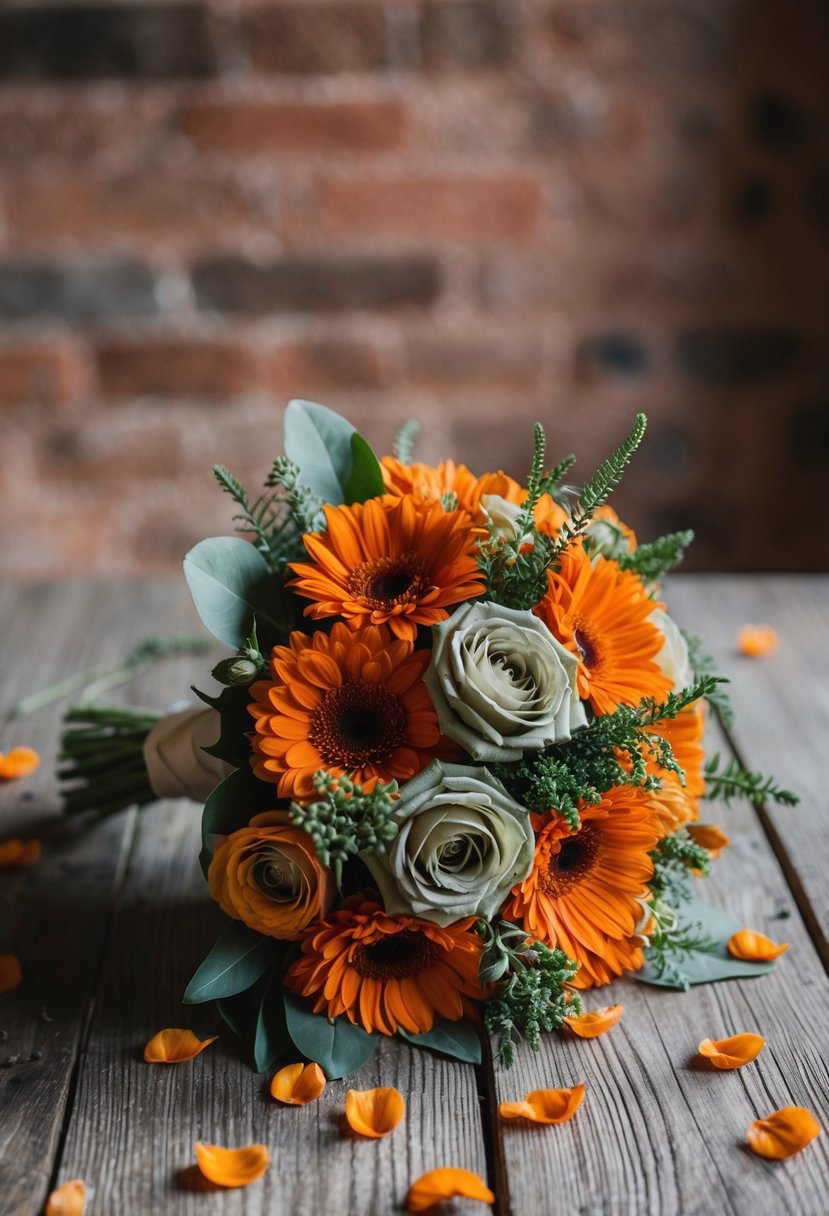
[143,1028,218,1063]
[194,1143,270,1188]
[0,747,40,780]
[737,625,779,658]
[499,1083,586,1124]
[270,1061,326,1105]
[698,1033,765,1070]
[0,954,22,994]
[345,1087,405,1138]
[747,1106,821,1159]
[687,824,730,858]
[566,1005,624,1039]
[405,1167,494,1212]
[727,930,789,962]
[45,1179,86,1216]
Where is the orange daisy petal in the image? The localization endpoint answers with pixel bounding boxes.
[687,824,730,856]
[45,1180,86,1216]
[143,1028,218,1063]
[405,1167,494,1212]
[499,1084,586,1124]
[0,838,42,868]
[270,1062,326,1105]
[737,625,779,658]
[0,746,40,780]
[747,1107,821,1159]
[194,1143,270,1188]
[698,1033,765,1070]
[727,930,788,962]
[566,1005,624,1039]
[345,1087,406,1138]
[0,954,22,993]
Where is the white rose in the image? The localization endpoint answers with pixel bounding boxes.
[362,761,534,926]
[424,601,587,761]
[650,609,694,691]
[480,494,532,546]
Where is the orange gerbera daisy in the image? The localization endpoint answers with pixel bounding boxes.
[647,704,707,829]
[534,540,671,715]
[503,789,664,988]
[289,494,485,644]
[381,456,524,522]
[248,622,440,799]
[286,895,484,1035]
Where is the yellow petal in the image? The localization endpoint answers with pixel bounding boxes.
[270,1061,326,1105]
[0,838,42,868]
[698,1033,765,1070]
[194,1143,270,1188]
[345,1087,405,1138]
[0,747,40,780]
[405,1167,494,1212]
[0,954,22,994]
[45,1180,86,1216]
[738,625,779,658]
[499,1084,586,1124]
[727,930,788,962]
[566,1005,624,1039]
[143,1028,218,1063]
[747,1106,821,1159]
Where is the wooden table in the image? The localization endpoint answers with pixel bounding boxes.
[1,577,827,1216]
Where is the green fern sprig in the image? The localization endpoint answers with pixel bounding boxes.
[618,529,694,582]
[704,753,798,808]
[393,419,420,463]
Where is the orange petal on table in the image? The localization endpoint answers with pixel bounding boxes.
[566,1005,624,1039]
[194,1143,270,1188]
[698,1032,765,1070]
[270,1061,326,1105]
[0,747,41,780]
[45,1179,86,1216]
[737,625,779,658]
[747,1106,821,1160]
[143,1028,218,1063]
[0,954,22,994]
[345,1086,405,1137]
[687,824,730,858]
[0,838,42,868]
[405,1168,495,1212]
[499,1083,586,1124]
[727,930,789,962]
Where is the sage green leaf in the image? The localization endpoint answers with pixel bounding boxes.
[344,432,385,504]
[283,991,376,1079]
[399,1020,482,1065]
[637,897,775,989]
[199,767,274,877]
[254,972,292,1074]
[183,922,275,1004]
[283,399,356,505]
[183,537,285,649]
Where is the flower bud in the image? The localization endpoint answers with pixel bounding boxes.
[211,657,259,686]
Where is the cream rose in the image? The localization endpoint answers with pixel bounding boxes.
[424,601,587,761]
[362,761,534,926]
[480,494,532,545]
[650,609,694,692]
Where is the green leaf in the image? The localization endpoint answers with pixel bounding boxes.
[636,897,775,988]
[283,991,376,1079]
[254,971,292,1074]
[399,1020,482,1065]
[344,432,385,504]
[199,767,275,877]
[183,537,287,649]
[184,921,275,1004]
[283,399,356,505]
[193,684,254,768]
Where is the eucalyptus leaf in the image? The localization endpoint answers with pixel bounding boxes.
[254,972,292,1074]
[183,537,287,649]
[637,896,775,989]
[283,399,356,505]
[184,921,275,1004]
[344,432,386,504]
[399,1019,482,1065]
[283,991,376,1079]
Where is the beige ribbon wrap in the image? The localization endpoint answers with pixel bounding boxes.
[142,706,233,802]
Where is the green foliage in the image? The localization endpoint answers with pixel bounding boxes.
[199,766,275,876]
[214,456,324,575]
[193,683,255,769]
[398,1020,482,1065]
[289,772,399,887]
[282,398,383,508]
[183,921,276,1004]
[649,829,710,906]
[704,752,799,808]
[642,898,716,991]
[344,432,386,504]
[638,896,776,989]
[542,453,577,495]
[683,631,736,726]
[393,418,420,463]
[60,704,161,818]
[618,529,694,582]
[283,991,376,1079]
[183,536,296,649]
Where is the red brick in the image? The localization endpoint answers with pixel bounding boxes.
[420,0,518,72]
[96,339,256,400]
[309,174,543,244]
[265,337,394,398]
[407,332,543,394]
[242,3,390,75]
[37,413,184,484]
[0,342,91,407]
[180,98,407,157]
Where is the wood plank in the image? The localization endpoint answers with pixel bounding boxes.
[669,575,829,970]
[490,719,829,1215]
[47,587,492,1214]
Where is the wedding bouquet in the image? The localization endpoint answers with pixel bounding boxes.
[60,401,795,1079]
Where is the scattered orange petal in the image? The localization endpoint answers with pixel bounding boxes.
[698,1033,765,1070]
[499,1083,586,1124]
[566,1005,624,1039]
[737,625,779,658]
[0,838,42,868]
[143,1028,218,1063]
[747,1106,821,1160]
[727,930,788,962]
[345,1087,405,1138]
[45,1179,86,1216]
[270,1061,326,1105]
[194,1143,270,1188]
[0,954,22,994]
[687,824,730,858]
[0,747,40,780]
[405,1168,494,1212]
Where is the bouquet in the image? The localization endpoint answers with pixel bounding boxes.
[60,401,796,1079]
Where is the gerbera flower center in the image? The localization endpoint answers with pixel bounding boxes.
[540,827,601,896]
[351,931,440,980]
[309,679,406,768]
[349,551,430,610]
[573,619,602,670]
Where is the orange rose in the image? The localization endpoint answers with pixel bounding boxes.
[207,812,334,940]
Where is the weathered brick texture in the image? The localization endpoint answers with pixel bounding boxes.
[0,0,828,576]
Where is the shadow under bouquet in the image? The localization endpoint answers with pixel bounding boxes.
[60,401,796,1079]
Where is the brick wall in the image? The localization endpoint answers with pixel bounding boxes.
[1,0,828,576]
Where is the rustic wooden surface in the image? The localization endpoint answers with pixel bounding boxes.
[1,576,827,1215]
